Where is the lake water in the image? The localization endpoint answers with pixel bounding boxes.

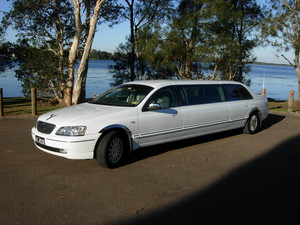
[0,60,298,101]
[247,64,299,101]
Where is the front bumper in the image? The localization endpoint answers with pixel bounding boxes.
[31,127,100,159]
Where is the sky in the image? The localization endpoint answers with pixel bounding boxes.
[0,0,295,65]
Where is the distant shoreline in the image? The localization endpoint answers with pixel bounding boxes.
[251,61,292,67]
[89,59,293,67]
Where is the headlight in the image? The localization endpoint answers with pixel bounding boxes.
[56,126,87,136]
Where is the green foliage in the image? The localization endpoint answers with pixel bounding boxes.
[89,49,113,60]
[13,42,68,97]
[110,24,177,87]
[1,0,122,102]
[261,0,300,56]
[3,0,74,47]
[1,0,74,99]
[207,0,263,82]
[110,0,263,84]
[118,0,174,81]
[161,0,207,79]
[136,25,178,79]
[109,42,131,86]
[0,42,16,73]
[2,0,264,95]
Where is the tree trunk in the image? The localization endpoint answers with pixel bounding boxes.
[72,0,105,105]
[66,0,82,106]
[185,55,192,80]
[212,61,218,80]
[296,65,300,101]
[53,0,67,105]
[73,61,89,103]
[128,0,136,81]
[294,49,300,101]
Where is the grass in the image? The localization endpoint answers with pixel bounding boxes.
[268,99,300,112]
[1,97,300,117]
[2,97,63,116]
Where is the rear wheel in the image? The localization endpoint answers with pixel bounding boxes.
[243,112,260,134]
[96,131,126,168]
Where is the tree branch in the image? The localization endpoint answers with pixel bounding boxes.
[281,54,294,66]
[281,0,294,13]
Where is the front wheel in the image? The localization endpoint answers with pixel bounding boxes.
[243,112,260,134]
[96,131,126,168]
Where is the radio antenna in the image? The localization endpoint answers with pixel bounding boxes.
[263,69,265,90]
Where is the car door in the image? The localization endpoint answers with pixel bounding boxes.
[137,86,184,146]
[222,84,254,128]
[178,84,230,138]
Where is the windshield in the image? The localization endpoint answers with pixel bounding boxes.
[91,84,153,106]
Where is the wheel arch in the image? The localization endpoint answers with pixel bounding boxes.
[94,125,133,158]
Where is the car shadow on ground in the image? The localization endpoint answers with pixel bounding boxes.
[115,116,300,225]
[125,113,285,166]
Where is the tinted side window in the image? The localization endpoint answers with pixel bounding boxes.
[178,85,225,106]
[144,86,178,110]
[223,84,253,101]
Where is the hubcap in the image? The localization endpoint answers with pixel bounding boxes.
[108,137,123,164]
[250,115,258,132]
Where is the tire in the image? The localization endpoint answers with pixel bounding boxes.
[96,131,126,168]
[243,112,260,134]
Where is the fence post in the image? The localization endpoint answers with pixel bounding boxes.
[0,88,3,117]
[31,88,37,116]
[261,88,266,96]
[288,90,295,113]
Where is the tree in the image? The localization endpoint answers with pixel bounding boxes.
[0,25,15,73]
[110,23,174,86]
[161,0,207,80]
[111,0,262,83]
[135,24,175,79]
[1,0,120,105]
[145,0,262,82]
[13,43,64,98]
[120,0,173,81]
[0,41,15,74]
[2,0,74,102]
[109,42,132,86]
[71,0,106,105]
[261,0,300,101]
[208,0,262,82]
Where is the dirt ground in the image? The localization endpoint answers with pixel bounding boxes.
[0,112,300,225]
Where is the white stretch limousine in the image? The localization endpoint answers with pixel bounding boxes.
[32,80,268,168]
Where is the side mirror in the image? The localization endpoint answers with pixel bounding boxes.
[148,103,161,111]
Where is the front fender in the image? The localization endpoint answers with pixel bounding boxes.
[99,124,133,152]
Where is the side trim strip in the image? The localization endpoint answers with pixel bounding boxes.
[139,127,182,138]
[183,120,230,130]
[229,117,247,122]
[137,120,230,139]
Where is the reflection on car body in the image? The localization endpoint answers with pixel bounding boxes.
[31,80,268,168]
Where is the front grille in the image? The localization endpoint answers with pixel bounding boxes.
[37,121,56,134]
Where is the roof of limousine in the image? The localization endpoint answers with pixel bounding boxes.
[125,79,241,89]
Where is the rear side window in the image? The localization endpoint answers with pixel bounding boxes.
[223,84,253,101]
[177,85,225,106]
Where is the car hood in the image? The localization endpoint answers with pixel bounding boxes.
[38,102,132,125]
